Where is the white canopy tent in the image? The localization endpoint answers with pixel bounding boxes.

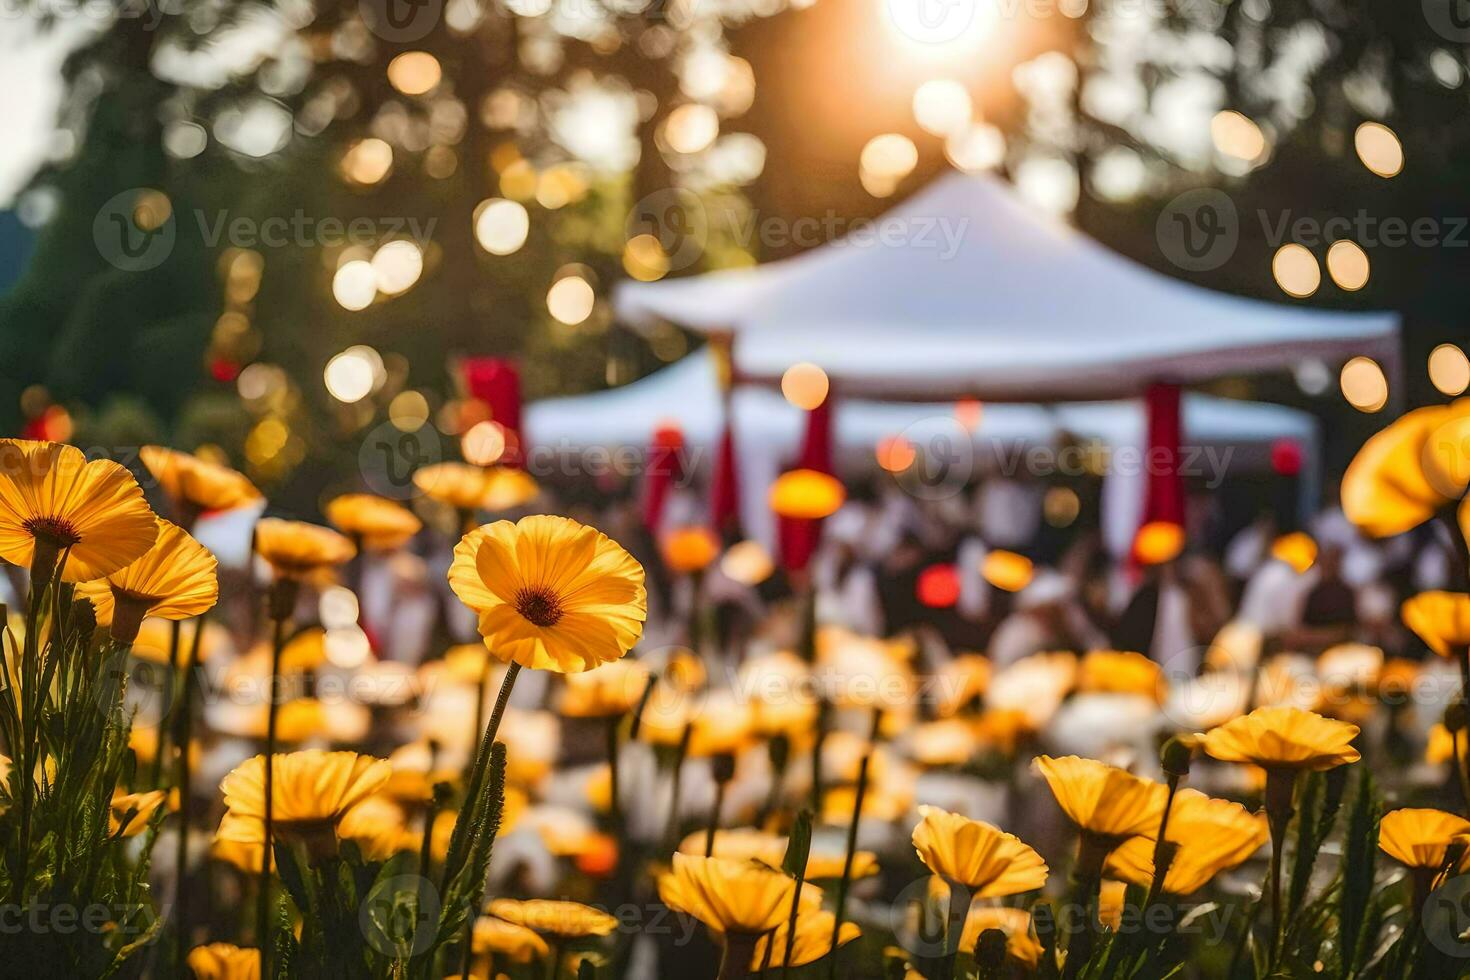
[524,350,1319,549]
[614,171,1400,401]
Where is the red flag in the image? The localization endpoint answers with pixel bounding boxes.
[778,397,835,572]
[642,422,685,532]
[460,357,523,467]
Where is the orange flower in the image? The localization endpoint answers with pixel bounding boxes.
[1202,706,1360,771]
[141,445,260,523]
[958,907,1043,967]
[324,494,422,550]
[658,853,801,935]
[1341,404,1467,537]
[1034,755,1168,842]
[1104,789,1267,895]
[911,805,1048,896]
[1379,807,1470,873]
[559,659,651,718]
[1402,592,1470,657]
[186,942,260,980]
[0,440,157,581]
[76,518,218,642]
[660,526,721,574]
[253,518,355,580]
[413,463,538,512]
[486,898,618,939]
[217,750,390,854]
[448,515,647,673]
[768,469,845,520]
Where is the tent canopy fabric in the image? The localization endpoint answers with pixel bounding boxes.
[614,172,1400,401]
[524,350,1319,548]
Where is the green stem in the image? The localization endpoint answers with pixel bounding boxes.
[259,613,288,975]
[151,618,182,789]
[1264,769,1297,971]
[719,933,758,980]
[826,750,872,978]
[1061,834,1108,980]
[173,612,207,971]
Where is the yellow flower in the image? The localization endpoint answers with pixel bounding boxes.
[1132,521,1185,565]
[1402,592,1470,657]
[325,494,422,550]
[0,439,157,581]
[768,469,845,520]
[559,659,651,718]
[448,515,647,673]
[911,805,1048,895]
[76,518,218,641]
[217,750,391,852]
[141,445,260,516]
[336,795,413,861]
[751,908,859,970]
[980,551,1033,592]
[958,907,1043,967]
[1201,706,1361,771]
[1078,650,1164,703]
[471,916,549,962]
[209,829,271,874]
[1378,807,1470,872]
[1104,789,1268,895]
[1270,532,1318,573]
[186,942,260,980]
[658,853,800,935]
[253,518,356,580]
[109,789,172,837]
[486,898,618,939]
[413,463,538,512]
[1034,755,1168,842]
[1341,404,1466,537]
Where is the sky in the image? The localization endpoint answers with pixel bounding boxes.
[0,17,96,207]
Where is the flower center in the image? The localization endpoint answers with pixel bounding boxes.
[24,516,81,548]
[514,586,564,628]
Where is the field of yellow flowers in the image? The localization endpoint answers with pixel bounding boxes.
[2,403,1470,979]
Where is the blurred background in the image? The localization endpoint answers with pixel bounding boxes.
[0,0,1463,521]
